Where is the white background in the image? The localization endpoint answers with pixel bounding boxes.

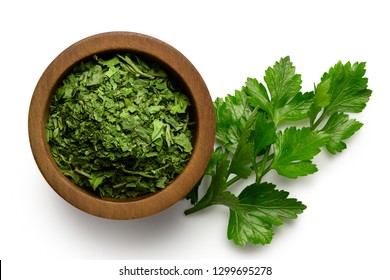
[1,0,389,279]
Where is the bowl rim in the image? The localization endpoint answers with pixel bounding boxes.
[28,31,215,219]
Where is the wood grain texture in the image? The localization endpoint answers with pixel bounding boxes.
[28,32,215,219]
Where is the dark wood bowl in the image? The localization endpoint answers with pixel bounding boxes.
[28,31,215,219]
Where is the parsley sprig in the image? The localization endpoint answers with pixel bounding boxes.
[185,57,371,246]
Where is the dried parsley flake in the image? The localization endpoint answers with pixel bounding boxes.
[46,53,194,199]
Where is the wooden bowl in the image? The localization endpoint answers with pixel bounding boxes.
[28,31,215,219]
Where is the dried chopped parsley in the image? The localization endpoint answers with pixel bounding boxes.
[46,53,194,199]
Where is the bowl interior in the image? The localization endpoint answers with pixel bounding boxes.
[28,32,215,219]
[46,50,200,202]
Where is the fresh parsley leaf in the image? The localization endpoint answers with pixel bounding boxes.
[321,112,363,154]
[322,61,371,114]
[253,112,276,156]
[271,127,328,178]
[214,89,254,153]
[228,110,258,179]
[227,183,306,246]
[274,91,314,123]
[229,141,254,179]
[245,78,272,115]
[264,56,302,106]
[247,57,313,125]
[310,61,371,128]
[313,77,332,107]
[204,146,230,177]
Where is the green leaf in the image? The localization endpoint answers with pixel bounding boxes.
[246,57,313,125]
[264,57,302,104]
[169,93,190,114]
[214,89,254,153]
[321,61,372,114]
[228,109,258,178]
[273,91,314,124]
[204,146,229,177]
[321,112,363,154]
[271,127,328,178]
[89,175,105,190]
[151,119,165,142]
[314,78,332,107]
[264,56,305,125]
[308,103,322,126]
[274,161,319,178]
[173,133,193,153]
[215,190,239,209]
[229,141,253,178]
[253,112,276,156]
[245,78,272,115]
[227,183,306,246]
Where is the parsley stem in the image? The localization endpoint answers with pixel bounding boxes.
[226,175,241,188]
[262,165,272,177]
[226,152,274,187]
[184,197,213,215]
[253,158,260,184]
[75,167,92,178]
[257,146,271,183]
[311,110,327,130]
